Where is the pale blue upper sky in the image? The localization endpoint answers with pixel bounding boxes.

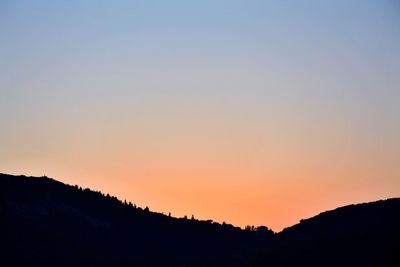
[1,0,399,149]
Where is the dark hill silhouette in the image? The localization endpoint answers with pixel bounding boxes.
[1,173,399,266]
[1,173,272,267]
[252,199,400,266]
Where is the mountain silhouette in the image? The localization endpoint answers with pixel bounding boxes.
[1,173,399,266]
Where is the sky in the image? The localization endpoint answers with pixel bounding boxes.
[1,0,399,231]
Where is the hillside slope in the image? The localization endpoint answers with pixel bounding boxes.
[256,198,400,266]
[0,173,271,267]
[1,173,399,266]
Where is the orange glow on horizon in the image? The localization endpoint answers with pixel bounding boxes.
[1,0,400,233]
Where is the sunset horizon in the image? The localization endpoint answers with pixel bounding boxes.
[1,0,399,234]
[3,170,399,232]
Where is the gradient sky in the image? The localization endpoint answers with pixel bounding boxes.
[1,0,399,231]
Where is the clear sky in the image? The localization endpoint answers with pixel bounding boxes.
[1,0,399,231]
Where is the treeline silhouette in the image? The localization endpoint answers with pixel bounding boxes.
[1,173,399,266]
[1,174,272,267]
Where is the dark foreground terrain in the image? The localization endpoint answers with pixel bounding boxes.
[1,173,399,266]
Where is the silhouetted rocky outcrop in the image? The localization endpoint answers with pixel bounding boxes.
[1,173,399,266]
